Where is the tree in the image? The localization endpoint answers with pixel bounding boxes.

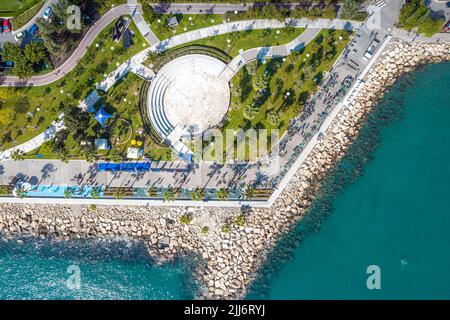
[267,110,281,126]
[243,185,255,200]
[217,188,229,200]
[15,186,27,199]
[252,75,268,92]
[189,188,204,201]
[0,107,15,126]
[90,187,101,199]
[0,186,11,196]
[83,146,97,162]
[234,214,246,227]
[2,41,49,79]
[13,58,34,79]
[113,189,125,199]
[1,42,22,62]
[243,104,258,120]
[12,150,25,161]
[64,187,74,198]
[63,105,90,140]
[24,42,48,65]
[164,188,175,202]
[147,50,161,64]
[342,0,362,19]
[418,16,445,37]
[142,2,161,23]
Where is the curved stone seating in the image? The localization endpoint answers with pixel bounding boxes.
[147,74,174,138]
[147,54,230,141]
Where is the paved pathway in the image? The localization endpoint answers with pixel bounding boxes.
[0,115,65,161]
[150,2,343,14]
[128,0,160,45]
[155,18,362,52]
[220,28,322,81]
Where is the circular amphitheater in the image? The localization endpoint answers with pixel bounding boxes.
[147,54,230,142]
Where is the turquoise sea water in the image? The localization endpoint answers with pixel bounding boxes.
[0,240,194,299]
[248,61,450,299]
[0,62,449,299]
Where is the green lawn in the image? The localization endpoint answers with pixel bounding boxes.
[150,13,225,40]
[0,0,41,17]
[175,27,305,57]
[215,29,352,155]
[0,17,147,153]
[11,0,45,29]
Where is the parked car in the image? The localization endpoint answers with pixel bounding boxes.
[14,31,26,42]
[43,7,52,20]
[0,18,3,33]
[3,19,11,33]
[28,23,39,35]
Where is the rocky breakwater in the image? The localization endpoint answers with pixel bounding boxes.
[0,39,449,300]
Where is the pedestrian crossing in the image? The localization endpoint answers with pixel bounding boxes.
[375,0,388,8]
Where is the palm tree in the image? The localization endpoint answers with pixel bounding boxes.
[189,188,204,201]
[90,187,101,199]
[147,50,160,65]
[113,188,125,199]
[15,186,27,199]
[164,188,175,202]
[64,187,74,198]
[243,185,255,200]
[12,150,24,161]
[217,188,229,200]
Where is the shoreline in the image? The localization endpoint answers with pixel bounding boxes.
[0,39,449,299]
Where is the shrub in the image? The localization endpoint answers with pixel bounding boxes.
[243,104,258,120]
[221,224,231,233]
[180,214,193,225]
[267,110,281,126]
[234,214,246,227]
[164,189,175,202]
[217,188,229,200]
[201,226,209,235]
[189,188,204,201]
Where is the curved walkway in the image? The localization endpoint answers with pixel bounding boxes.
[219,28,322,81]
[0,4,130,87]
[154,18,362,53]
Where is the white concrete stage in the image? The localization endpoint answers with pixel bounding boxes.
[147,54,230,144]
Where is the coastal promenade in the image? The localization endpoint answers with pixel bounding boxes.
[0,39,448,300]
[1,0,449,207]
[0,16,361,160]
